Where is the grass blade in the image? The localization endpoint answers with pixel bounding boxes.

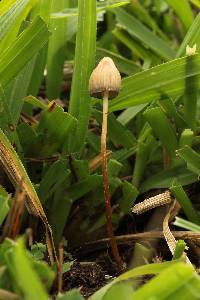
[174,217,200,232]
[96,47,141,75]
[68,0,97,153]
[133,263,200,300]
[177,13,200,58]
[113,8,176,61]
[177,146,200,175]
[170,184,200,224]
[0,17,50,88]
[0,128,56,264]
[144,107,178,159]
[89,261,180,300]
[0,0,34,52]
[109,54,200,112]
[13,239,49,300]
[166,0,194,31]
[47,0,69,98]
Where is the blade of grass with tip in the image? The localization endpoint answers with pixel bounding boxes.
[174,217,200,232]
[141,165,197,193]
[177,146,200,175]
[176,13,200,58]
[172,240,186,260]
[0,128,56,265]
[170,184,200,224]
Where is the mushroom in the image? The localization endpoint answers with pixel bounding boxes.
[89,57,123,272]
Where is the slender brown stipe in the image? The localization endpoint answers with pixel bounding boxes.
[89,57,123,273]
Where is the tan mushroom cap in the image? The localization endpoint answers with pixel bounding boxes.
[89,57,121,99]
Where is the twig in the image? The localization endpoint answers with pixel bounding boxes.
[71,231,200,255]
[57,240,64,294]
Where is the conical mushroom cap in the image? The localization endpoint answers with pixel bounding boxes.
[89,57,121,99]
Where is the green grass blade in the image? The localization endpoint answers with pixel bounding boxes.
[109,54,200,112]
[141,165,197,193]
[89,261,180,300]
[173,240,186,260]
[174,217,200,232]
[176,14,200,131]
[129,0,169,41]
[113,8,176,61]
[68,0,96,153]
[96,47,141,75]
[4,56,37,126]
[0,187,10,226]
[112,28,160,63]
[0,17,50,88]
[51,1,130,19]
[179,129,194,148]
[177,13,200,58]
[133,263,200,300]
[170,184,200,224]
[0,0,34,52]
[144,107,178,158]
[13,239,49,300]
[177,146,200,175]
[27,0,53,96]
[190,0,200,8]
[117,104,147,126]
[166,0,194,31]
[47,0,70,98]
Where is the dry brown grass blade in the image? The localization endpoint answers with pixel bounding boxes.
[2,185,25,240]
[0,289,19,300]
[132,191,192,264]
[163,201,177,254]
[89,150,112,173]
[0,128,57,265]
[163,200,192,265]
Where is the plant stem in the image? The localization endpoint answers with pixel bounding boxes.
[101,91,123,273]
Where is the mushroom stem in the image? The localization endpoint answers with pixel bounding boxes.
[101,91,123,273]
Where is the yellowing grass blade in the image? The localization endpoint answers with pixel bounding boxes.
[0,128,57,265]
